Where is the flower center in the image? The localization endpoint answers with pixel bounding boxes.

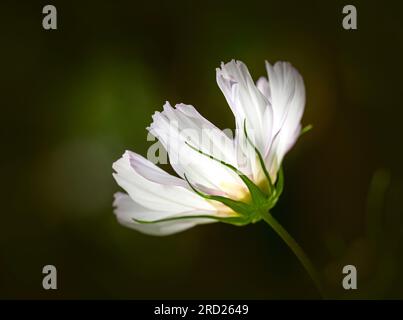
[219,181,250,201]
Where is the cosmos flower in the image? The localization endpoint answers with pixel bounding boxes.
[112,59,324,295]
[112,60,306,236]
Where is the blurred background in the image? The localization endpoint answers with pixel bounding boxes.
[1,0,402,299]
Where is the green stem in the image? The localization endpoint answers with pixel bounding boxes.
[262,212,325,298]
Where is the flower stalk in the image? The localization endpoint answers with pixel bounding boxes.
[262,212,325,298]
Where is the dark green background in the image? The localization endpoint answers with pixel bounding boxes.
[1,0,402,298]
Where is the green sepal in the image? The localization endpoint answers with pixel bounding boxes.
[276,166,284,197]
[269,166,284,205]
[300,124,313,137]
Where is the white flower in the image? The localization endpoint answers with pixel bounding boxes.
[112,60,306,236]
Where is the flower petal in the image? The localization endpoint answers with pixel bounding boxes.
[112,150,216,214]
[148,102,247,199]
[216,60,273,155]
[256,76,271,105]
[264,61,305,176]
[216,60,274,183]
[265,61,305,135]
[113,193,216,236]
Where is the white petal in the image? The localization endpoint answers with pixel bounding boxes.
[113,193,216,236]
[256,76,271,104]
[265,61,305,134]
[216,60,272,154]
[148,102,247,199]
[127,150,187,186]
[112,150,216,215]
[264,61,305,176]
[216,60,274,182]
